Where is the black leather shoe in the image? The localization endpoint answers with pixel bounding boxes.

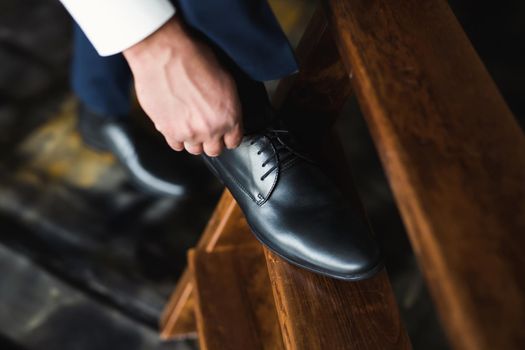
[203,128,383,280]
[77,103,216,197]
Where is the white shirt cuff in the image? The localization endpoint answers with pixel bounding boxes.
[60,0,176,56]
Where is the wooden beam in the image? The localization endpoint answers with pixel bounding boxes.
[325,0,525,349]
[190,245,284,350]
[160,190,254,339]
[266,251,410,349]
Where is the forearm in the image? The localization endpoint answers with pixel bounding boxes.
[123,16,190,67]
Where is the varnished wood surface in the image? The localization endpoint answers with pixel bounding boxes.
[325,0,525,349]
[160,190,254,339]
[191,245,284,350]
[159,269,197,340]
[266,251,410,350]
[196,190,255,252]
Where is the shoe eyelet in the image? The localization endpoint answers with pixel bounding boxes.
[262,164,266,167]
[257,151,262,155]
[260,177,264,181]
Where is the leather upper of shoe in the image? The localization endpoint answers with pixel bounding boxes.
[204,130,383,280]
[78,104,220,197]
[101,122,188,197]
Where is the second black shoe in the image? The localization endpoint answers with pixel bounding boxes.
[77,103,218,197]
[203,127,383,281]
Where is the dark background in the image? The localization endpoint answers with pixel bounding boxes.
[0,1,523,349]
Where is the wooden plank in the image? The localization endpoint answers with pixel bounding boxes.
[324,0,525,349]
[266,251,410,350]
[190,245,284,350]
[195,190,255,251]
[160,190,254,339]
[159,269,197,340]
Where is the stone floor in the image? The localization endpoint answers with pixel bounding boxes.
[0,0,523,349]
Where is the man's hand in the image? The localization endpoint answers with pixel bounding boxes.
[123,16,243,156]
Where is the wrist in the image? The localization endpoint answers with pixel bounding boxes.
[123,15,190,66]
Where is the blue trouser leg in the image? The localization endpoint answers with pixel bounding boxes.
[71,24,132,118]
[71,0,295,126]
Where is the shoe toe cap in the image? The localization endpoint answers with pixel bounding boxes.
[259,211,383,281]
[300,231,383,280]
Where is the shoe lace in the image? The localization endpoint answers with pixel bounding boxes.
[249,129,310,181]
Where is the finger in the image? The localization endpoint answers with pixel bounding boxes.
[203,137,225,157]
[184,142,203,155]
[158,127,185,151]
[163,134,185,151]
[168,140,184,152]
[223,124,244,149]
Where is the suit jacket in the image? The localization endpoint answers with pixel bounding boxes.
[60,0,298,81]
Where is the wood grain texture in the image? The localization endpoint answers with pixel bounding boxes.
[190,245,284,350]
[160,190,255,339]
[325,0,525,349]
[266,251,410,350]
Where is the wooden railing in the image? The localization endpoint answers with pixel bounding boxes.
[160,1,525,349]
